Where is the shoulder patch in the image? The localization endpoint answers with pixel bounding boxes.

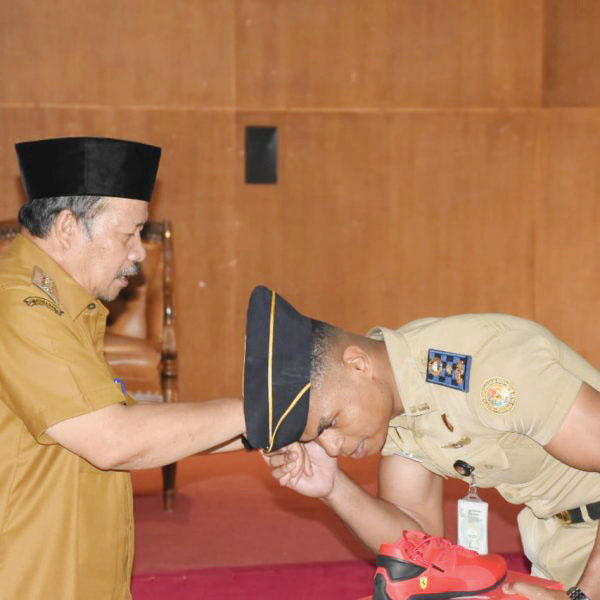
[24,296,64,316]
[480,377,516,414]
[426,348,471,392]
[32,265,60,305]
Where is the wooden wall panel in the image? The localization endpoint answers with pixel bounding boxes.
[234,111,539,339]
[2,1,599,404]
[534,109,600,364]
[544,0,600,106]
[236,0,543,108]
[0,106,237,401]
[0,0,235,106]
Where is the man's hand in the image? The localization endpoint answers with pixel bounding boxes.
[264,440,338,498]
[503,581,568,599]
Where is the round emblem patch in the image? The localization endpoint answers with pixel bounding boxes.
[480,377,516,414]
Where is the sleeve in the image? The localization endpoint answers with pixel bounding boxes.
[466,328,583,445]
[0,290,126,444]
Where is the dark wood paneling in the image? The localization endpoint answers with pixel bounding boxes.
[236,0,543,108]
[534,109,600,363]
[0,0,235,106]
[544,0,600,106]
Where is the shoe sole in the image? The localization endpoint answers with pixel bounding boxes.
[373,572,507,600]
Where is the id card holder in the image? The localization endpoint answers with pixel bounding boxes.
[457,473,489,554]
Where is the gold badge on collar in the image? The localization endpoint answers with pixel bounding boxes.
[24,296,64,316]
[31,266,60,305]
[481,377,516,414]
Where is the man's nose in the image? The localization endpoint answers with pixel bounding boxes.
[319,432,343,457]
[129,230,146,263]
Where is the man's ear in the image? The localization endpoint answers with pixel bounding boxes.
[341,345,372,379]
[51,209,78,249]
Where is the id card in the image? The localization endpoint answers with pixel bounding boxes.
[457,495,488,554]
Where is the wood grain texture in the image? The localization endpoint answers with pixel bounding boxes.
[236,0,543,108]
[534,109,600,361]
[0,106,238,401]
[0,0,235,107]
[1,0,599,403]
[544,0,600,106]
[233,111,540,337]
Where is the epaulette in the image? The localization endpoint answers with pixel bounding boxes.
[24,266,63,316]
[426,348,471,392]
[31,265,60,305]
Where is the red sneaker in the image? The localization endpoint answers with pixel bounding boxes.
[373,530,507,599]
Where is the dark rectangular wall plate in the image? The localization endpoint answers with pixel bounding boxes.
[245,126,277,184]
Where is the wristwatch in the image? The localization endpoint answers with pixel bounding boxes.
[567,586,590,600]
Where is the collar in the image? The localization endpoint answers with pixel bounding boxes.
[10,234,107,321]
[368,326,435,416]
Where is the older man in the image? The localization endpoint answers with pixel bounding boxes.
[0,137,245,600]
[244,286,600,600]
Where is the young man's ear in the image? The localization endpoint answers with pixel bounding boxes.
[341,345,372,378]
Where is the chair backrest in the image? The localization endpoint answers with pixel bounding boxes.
[0,221,20,254]
[0,219,175,350]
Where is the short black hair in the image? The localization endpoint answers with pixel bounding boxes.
[18,195,106,238]
[310,320,339,388]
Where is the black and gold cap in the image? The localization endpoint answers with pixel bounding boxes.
[15,137,161,202]
[243,285,324,452]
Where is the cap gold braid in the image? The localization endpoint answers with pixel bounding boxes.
[267,290,276,446]
[265,290,312,453]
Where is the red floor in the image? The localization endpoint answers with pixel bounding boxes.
[131,451,526,598]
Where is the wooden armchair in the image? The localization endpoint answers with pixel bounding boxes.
[0,219,178,511]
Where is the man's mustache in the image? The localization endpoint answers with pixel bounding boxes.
[116,263,140,279]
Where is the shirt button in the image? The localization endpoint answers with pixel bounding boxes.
[87,303,96,310]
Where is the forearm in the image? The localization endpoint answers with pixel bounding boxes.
[110,398,244,469]
[202,436,246,454]
[323,468,424,554]
[47,397,245,470]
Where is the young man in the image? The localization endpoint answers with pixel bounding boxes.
[243,285,600,600]
[0,137,245,599]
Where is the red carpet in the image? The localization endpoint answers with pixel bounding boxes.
[131,452,527,598]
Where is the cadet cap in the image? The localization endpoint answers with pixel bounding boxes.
[15,137,161,201]
[243,285,329,452]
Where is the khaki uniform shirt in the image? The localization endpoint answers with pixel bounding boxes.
[373,314,600,585]
[376,314,600,585]
[0,235,134,600]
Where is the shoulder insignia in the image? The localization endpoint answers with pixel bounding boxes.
[426,348,471,392]
[23,296,64,316]
[32,265,60,305]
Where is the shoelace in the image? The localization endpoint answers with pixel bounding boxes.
[404,533,478,572]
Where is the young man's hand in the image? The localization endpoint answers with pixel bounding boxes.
[263,440,338,498]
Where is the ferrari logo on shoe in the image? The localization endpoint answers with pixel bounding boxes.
[419,576,428,589]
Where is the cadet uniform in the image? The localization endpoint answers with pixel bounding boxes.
[374,314,600,588]
[0,234,134,599]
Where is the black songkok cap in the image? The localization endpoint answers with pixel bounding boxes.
[15,137,161,201]
[243,285,322,452]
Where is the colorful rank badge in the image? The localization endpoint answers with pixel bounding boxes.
[426,349,472,392]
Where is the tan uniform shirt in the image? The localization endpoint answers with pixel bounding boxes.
[373,314,600,585]
[0,235,134,600]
